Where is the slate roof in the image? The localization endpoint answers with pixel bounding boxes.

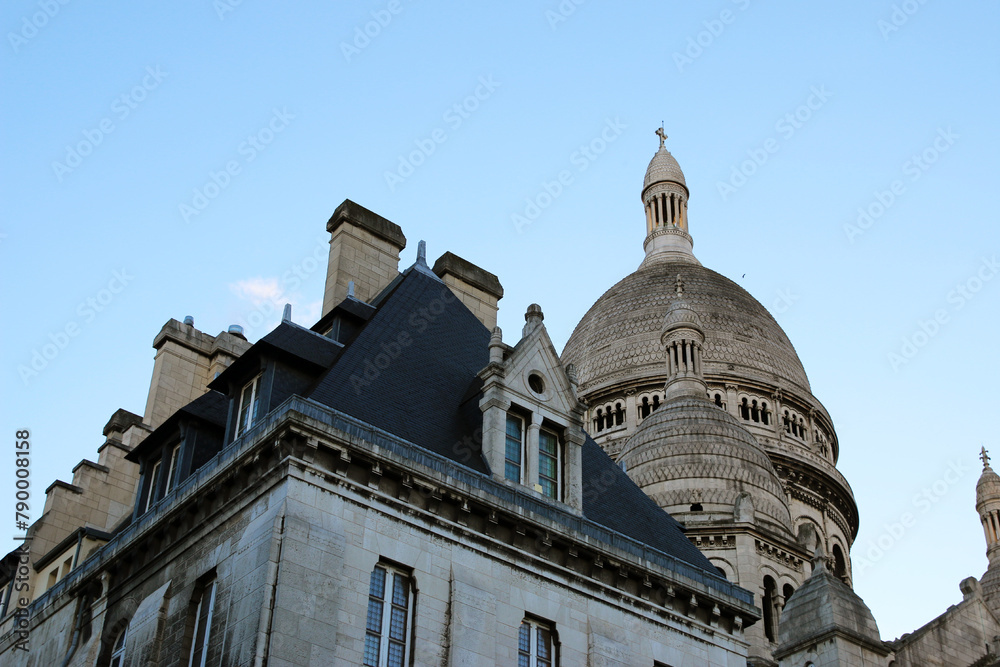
[211,321,343,392]
[126,390,228,461]
[306,264,717,574]
[308,267,492,472]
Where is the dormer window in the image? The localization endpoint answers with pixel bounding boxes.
[505,414,525,483]
[236,375,262,437]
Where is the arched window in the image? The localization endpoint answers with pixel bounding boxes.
[639,397,650,419]
[651,395,660,410]
[782,583,795,605]
[761,401,770,425]
[751,400,760,423]
[604,406,614,430]
[832,544,847,582]
[614,403,623,426]
[714,393,723,408]
[110,624,129,667]
[762,576,778,643]
[740,398,750,420]
[594,409,604,432]
[783,410,791,433]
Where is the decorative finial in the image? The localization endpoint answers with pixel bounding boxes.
[417,240,427,266]
[655,124,667,150]
[347,280,355,298]
[675,273,684,297]
[983,446,992,470]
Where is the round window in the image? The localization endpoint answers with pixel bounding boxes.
[527,373,545,394]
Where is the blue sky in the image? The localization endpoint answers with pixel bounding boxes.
[2,0,998,641]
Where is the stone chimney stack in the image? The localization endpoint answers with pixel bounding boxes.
[322,199,407,314]
[432,251,504,329]
[143,319,251,429]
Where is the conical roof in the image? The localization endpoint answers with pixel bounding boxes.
[643,146,687,191]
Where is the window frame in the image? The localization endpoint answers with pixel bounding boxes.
[143,459,162,513]
[518,616,556,667]
[537,426,562,501]
[504,413,525,484]
[187,579,217,667]
[109,623,129,667]
[363,562,414,667]
[164,443,181,493]
[236,374,263,437]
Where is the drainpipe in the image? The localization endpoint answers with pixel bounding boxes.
[59,590,90,667]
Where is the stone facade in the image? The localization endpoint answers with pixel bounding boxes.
[3,139,999,667]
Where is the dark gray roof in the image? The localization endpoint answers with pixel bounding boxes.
[307,266,717,574]
[308,268,492,470]
[209,321,343,392]
[126,391,228,462]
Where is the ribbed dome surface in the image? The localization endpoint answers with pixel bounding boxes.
[643,147,687,190]
[978,466,1000,504]
[562,261,811,395]
[619,397,792,533]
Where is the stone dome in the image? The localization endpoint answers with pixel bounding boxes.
[643,147,687,190]
[978,465,1000,505]
[619,396,793,535]
[777,556,883,654]
[562,261,811,397]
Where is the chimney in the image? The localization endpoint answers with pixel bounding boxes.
[322,199,406,315]
[431,251,504,329]
[143,319,251,429]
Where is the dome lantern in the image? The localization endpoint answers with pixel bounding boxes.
[641,128,697,267]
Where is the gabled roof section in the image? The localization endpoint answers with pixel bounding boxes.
[308,268,492,472]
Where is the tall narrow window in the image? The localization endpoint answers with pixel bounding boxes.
[143,460,162,512]
[518,618,555,667]
[538,429,561,500]
[165,444,181,492]
[110,623,129,667]
[505,414,524,483]
[364,564,412,667]
[188,580,217,667]
[236,375,262,437]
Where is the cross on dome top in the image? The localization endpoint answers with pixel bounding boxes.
[655,125,667,149]
[983,446,992,470]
